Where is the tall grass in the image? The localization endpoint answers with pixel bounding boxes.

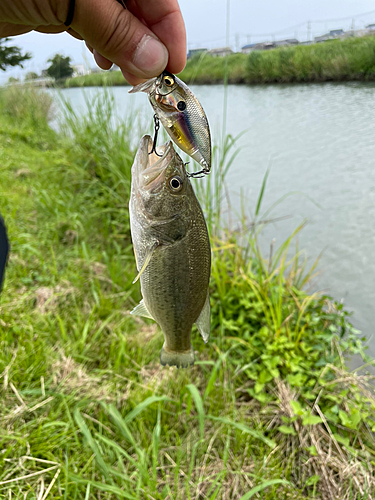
[0,84,54,126]
[245,36,375,83]
[0,86,374,499]
[65,70,129,88]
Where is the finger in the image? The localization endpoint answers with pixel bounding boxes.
[67,28,84,41]
[121,68,147,86]
[125,0,187,74]
[72,0,169,80]
[86,42,93,53]
[93,50,113,70]
[0,22,33,37]
[35,24,68,34]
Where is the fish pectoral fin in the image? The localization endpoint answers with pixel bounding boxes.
[132,241,159,284]
[130,299,154,320]
[195,292,210,344]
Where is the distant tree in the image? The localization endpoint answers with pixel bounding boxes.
[7,76,19,83]
[0,38,31,71]
[46,54,74,80]
[25,71,39,80]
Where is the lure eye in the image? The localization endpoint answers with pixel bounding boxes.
[163,75,175,87]
[169,176,183,191]
[177,101,186,111]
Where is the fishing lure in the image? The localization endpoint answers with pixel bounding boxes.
[130,71,211,176]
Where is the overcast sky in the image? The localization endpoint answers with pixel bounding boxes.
[2,0,375,82]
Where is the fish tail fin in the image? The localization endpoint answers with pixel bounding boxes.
[160,345,195,368]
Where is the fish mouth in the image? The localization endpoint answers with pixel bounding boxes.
[133,135,174,192]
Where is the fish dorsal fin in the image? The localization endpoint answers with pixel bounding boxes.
[130,299,154,320]
[195,292,210,344]
[132,241,159,284]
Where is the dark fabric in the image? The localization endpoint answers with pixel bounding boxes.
[0,215,9,293]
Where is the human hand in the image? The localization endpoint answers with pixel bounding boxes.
[0,0,186,84]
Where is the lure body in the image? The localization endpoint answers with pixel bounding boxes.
[130,71,211,174]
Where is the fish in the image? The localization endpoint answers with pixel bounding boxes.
[129,135,211,367]
[129,71,211,175]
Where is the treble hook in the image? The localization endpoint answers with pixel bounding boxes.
[187,167,210,178]
[149,114,162,157]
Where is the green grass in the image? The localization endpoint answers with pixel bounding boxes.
[63,35,375,88]
[64,70,130,88]
[0,86,374,499]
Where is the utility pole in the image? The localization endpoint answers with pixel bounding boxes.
[307,20,311,42]
[235,33,239,52]
[352,18,355,36]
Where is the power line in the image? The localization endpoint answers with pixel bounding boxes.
[239,9,375,39]
[189,8,375,49]
[313,8,375,23]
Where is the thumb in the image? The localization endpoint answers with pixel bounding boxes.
[71,0,169,80]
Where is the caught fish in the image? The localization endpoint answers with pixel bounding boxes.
[129,71,211,175]
[129,135,211,367]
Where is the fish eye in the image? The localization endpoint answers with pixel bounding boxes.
[163,75,175,87]
[169,176,183,191]
[177,101,186,111]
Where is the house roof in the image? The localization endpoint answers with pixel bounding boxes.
[241,43,257,49]
[329,29,344,35]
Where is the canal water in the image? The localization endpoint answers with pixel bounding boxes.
[51,83,375,359]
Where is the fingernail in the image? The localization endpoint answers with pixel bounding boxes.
[133,35,168,75]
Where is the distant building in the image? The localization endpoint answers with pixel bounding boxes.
[342,29,368,38]
[187,48,207,59]
[314,29,345,43]
[274,38,299,47]
[254,41,275,50]
[207,47,233,57]
[241,43,257,54]
[314,34,330,43]
[72,64,90,77]
[242,39,298,53]
[329,29,344,37]
[366,23,375,31]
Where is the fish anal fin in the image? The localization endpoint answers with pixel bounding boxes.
[130,299,154,320]
[195,292,210,344]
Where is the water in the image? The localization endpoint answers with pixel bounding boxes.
[50,83,375,357]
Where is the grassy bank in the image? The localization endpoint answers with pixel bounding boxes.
[65,35,375,87]
[0,86,374,499]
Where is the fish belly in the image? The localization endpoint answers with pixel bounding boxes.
[141,226,210,360]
